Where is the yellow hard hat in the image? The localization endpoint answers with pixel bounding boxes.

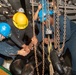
[13,12,28,29]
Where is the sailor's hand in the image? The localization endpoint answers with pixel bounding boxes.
[31,36,38,46]
[44,38,54,44]
[17,48,30,56]
[38,3,42,11]
[44,38,48,44]
[22,44,30,51]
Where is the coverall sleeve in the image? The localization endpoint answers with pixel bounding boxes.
[10,31,24,48]
[59,15,71,43]
[24,24,33,39]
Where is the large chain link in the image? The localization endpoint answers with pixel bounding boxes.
[41,0,45,75]
[54,0,67,55]
[32,0,39,75]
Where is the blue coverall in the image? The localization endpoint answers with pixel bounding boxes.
[36,15,76,75]
[0,19,33,66]
[59,15,76,75]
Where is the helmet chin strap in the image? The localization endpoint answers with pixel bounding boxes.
[0,34,3,41]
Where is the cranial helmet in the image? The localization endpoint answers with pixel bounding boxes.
[0,22,11,38]
[13,12,28,29]
[38,9,54,22]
